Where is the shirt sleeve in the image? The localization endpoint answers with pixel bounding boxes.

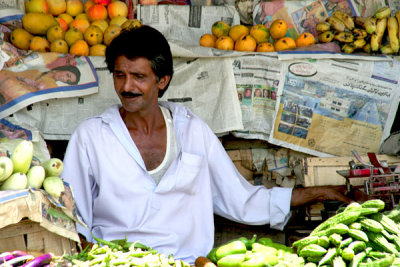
[61,126,97,241]
[207,134,292,230]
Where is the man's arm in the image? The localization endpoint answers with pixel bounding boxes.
[291,185,353,207]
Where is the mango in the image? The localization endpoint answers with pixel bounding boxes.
[22,12,58,35]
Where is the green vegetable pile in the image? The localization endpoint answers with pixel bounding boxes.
[206,234,305,267]
[293,199,400,266]
[63,235,191,267]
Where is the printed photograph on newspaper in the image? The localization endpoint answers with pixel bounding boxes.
[269,59,400,157]
[347,0,386,17]
[0,52,98,119]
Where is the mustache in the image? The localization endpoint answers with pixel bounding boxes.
[120,92,142,97]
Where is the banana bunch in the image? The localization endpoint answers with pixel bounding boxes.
[317,6,400,55]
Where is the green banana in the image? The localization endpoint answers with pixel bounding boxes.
[388,16,400,53]
[318,31,334,42]
[364,16,377,34]
[334,31,354,43]
[316,21,330,33]
[11,139,33,174]
[381,44,394,54]
[375,6,392,19]
[342,43,355,54]
[353,28,368,39]
[332,10,355,30]
[328,17,346,32]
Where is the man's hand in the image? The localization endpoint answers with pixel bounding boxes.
[291,185,353,207]
[79,234,94,252]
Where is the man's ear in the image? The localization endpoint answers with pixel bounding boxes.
[158,75,171,91]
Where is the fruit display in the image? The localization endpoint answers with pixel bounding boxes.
[0,139,66,198]
[293,199,400,266]
[317,7,400,54]
[10,0,142,56]
[199,19,315,52]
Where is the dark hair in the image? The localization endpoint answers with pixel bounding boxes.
[105,25,174,97]
[51,65,81,85]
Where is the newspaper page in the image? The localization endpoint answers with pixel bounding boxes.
[137,5,240,46]
[269,57,400,157]
[231,53,282,141]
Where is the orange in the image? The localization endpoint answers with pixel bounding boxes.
[66,0,84,17]
[89,43,107,56]
[69,39,89,56]
[56,17,68,31]
[87,4,108,21]
[103,24,122,46]
[65,27,84,46]
[269,19,288,40]
[250,24,269,44]
[256,42,275,52]
[228,24,249,42]
[215,36,234,50]
[234,34,256,52]
[29,36,50,52]
[10,28,34,50]
[91,19,109,32]
[84,25,103,45]
[274,37,296,51]
[50,39,69,53]
[70,18,91,33]
[58,13,74,25]
[107,1,128,19]
[47,25,65,43]
[199,33,216,48]
[295,32,315,47]
[211,21,230,38]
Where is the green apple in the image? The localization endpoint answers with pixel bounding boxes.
[0,156,13,182]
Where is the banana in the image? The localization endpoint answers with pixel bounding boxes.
[334,31,354,43]
[342,43,355,54]
[375,6,391,19]
[328,17,346,32]
[396,10,400,39]
[370,17,388,51]
[318,31,335,43]
[11,139,33,174]
[352,38,367,49]
[375,17,388,36]
[380,44,394,54]
[353,28,368,39]
[363,43,371,53]
[370,33,381,51]
[387,16,399,53]
[354,16,366,28]
[316,21,331,33]
[332,11,355,30]
[364,16,377,34]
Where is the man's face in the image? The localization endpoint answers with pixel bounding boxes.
[113,55,169,113]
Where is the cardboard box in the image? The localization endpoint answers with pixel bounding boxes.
[302,154,400,187]
[0,189,80,256]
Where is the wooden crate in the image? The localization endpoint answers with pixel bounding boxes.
[0,219,78,257]
[302,154,400,187]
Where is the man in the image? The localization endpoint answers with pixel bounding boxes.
[61,25,351,264]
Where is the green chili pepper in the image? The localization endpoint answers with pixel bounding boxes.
[91,233,123,250]
[257,237,273,246]
[207,247,218,263]
[238,234,257,250]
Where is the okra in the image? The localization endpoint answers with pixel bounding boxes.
[317,247,337,266]
[370,213,400,235]
[348,228,369,242]
[299,244,327,258]
[358,253,395,267]
[311,209,361,235]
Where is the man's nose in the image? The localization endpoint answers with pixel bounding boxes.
[122,75,134,91]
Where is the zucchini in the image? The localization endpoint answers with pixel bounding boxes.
[348,229,369,243]
[361,199,385,210]
[359,217,384,233]
[299,244,327,258]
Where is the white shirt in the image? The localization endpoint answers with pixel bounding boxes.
[61,102,293,264]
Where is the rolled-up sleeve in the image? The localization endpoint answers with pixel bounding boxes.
[269,187,292,230]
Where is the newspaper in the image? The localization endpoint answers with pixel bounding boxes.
[137,4,240,46]
[231,53,282,141]
[268,57,400,157]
